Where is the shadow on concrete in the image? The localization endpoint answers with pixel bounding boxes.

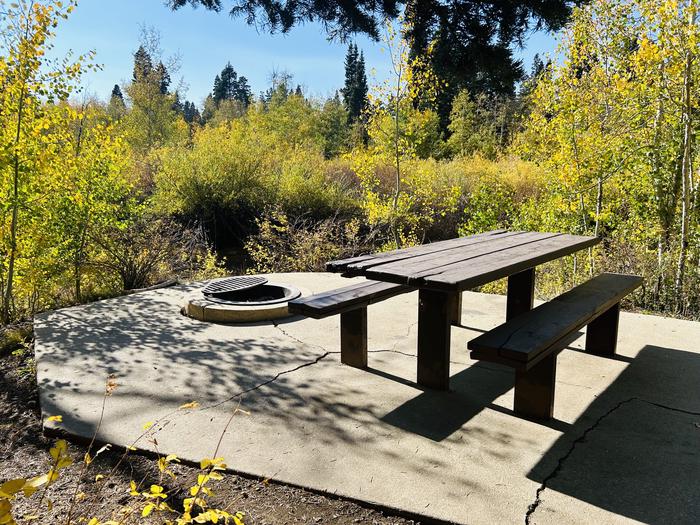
[36,285,423,457]
[527,344,700,524]
[380,363,515,441]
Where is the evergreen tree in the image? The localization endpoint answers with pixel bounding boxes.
[212,74,222,101]
[341,43,368,123]
[108,84,126,119]
[156,61,171,94]
[236,76,252,106]
[132,45,153,83]
[212,63,252,107]
[171,90,184,113]
[531,54,546,80]
[110,84,124,105]
[183,101,201,124]
[355,51,368,112]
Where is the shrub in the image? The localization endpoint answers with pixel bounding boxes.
[93,216,224,290]
[245,209,368,273]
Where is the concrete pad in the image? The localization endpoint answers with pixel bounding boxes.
[34,273,700,524]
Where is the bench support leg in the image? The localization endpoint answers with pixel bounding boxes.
[448,291,462,325]
[514,355,557,420]
[417,289,452,390]
[340,308,368,368]
[507,268,535,321]
[586,302,620,356]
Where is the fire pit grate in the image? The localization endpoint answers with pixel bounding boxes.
[202,276,268,297]
[185,275,306,323]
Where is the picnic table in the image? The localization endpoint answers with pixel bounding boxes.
[326,230,600,391]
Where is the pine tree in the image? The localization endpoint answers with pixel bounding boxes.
[156,62,171,94]
[171,90,183,113]
[212,74,222,102]
[355,51,368,114]
[182,101,200,124]
[236,76,252,106]
[107,84,127,120]
[110,84,124,105]
[531,54,546,80]
[342,43,368,123]
[341,44,358,117]
[132,45,153,83]
[212,63,251,107]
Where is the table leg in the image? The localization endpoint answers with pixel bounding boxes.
[417,289,452,390]
[585,303,620,355]
[448,291,462,325]
[506,268,535,321]
[340,308,368,368]
[514,354,557,420]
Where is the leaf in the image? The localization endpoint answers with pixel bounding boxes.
[95,474,104,482]
[0,479,26,497]
[179,401,200,410]
[142,421,154,431]
[46,415,62,423]
[26,474,49,491]
[49,440,68,459]
[141,503,154,517]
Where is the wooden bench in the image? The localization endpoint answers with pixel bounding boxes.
[288,280,412,368]
[468,273,642,420]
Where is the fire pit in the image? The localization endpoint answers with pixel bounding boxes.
[184,276,303,323]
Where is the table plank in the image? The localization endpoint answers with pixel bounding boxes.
[364,231,558,281]
[326,229,508,273]
[419,234,599,291]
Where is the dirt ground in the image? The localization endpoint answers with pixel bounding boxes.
[0,325,419,525]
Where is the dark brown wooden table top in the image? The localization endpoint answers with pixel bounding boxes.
[326,230,600,292]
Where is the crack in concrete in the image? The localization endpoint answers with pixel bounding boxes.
[191,321,344,411]
[204,351,336,410]
[272,320,335,354]
[524,397,700,524]
[524,397,637,524]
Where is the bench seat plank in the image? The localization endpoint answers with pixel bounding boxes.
[468,273,642,366]
[288,280,411,319]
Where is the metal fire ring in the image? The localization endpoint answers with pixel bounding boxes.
[202,276,268,297]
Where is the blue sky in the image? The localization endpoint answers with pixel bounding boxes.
[51,0,560,106]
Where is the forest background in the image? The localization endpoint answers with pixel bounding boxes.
[2,0,700,327]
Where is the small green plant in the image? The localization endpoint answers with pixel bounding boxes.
[0,378,247,524]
